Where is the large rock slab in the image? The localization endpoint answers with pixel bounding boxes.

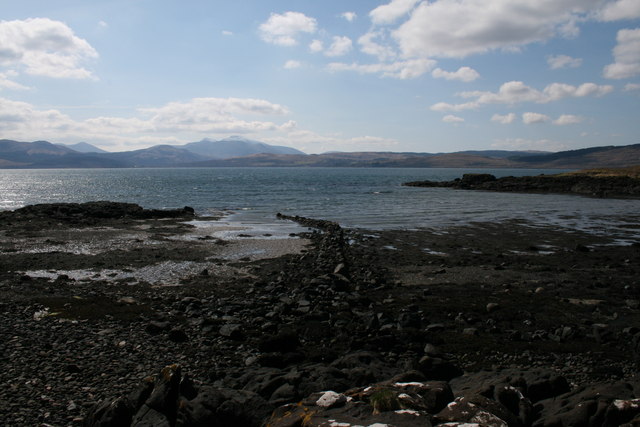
[84,364,272,427]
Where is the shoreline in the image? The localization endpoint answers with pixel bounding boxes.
[1,202,639,425]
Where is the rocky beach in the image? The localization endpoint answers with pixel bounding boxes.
[1,202,639,426]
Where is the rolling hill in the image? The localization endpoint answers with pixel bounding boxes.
[0,137,303,168]
[58,142,109,154]
[177,136,305,159]
[186,144,640,169]
[0,138,638,169]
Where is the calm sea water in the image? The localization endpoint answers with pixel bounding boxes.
[1,167,639,241]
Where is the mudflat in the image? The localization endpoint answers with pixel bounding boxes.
[1,203,639,426]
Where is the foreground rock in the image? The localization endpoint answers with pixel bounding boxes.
[0,201,195,226]
[1,204,639,425]
[404,172,640,198]
[88,364,640,426]
[85,364,272,427]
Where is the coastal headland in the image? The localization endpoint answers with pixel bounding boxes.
[0,202,639,426]
[404,166,640,199]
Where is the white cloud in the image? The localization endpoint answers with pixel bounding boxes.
[327,58,436,79]
[0,97,81,138]
[98,21,108,29]
[491,113,517,124]
[358,31,397,61]
[598,0,640,21]
[370,0,421,25]
[0,71,29,90]
[558,19,581,39]
[431,80,614,111]
[0,18,98,79]
[603,28,640,79]
[265,130,400,153]
[523,112,551,124]
[325,36,353,57]
[553,114,584,125]
[432,67,480,82]
[309,39,324,53]
[543,82,614,100]
[393,0,602,59]
[431,101,478,112]
[82,116,155,134]
[309,36,353,57]
[442,114,464,123]
[222,30,233,36]
[547,54,583,69]
[341,12,357,22]
[259,12,317,46]
[625,82,640,91]
[284,60,302,69]
[140,97,290,130]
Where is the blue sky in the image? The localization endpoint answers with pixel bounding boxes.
[1,0,639,154]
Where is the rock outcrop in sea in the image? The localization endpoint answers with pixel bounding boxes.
[404,172,640,198]
[0,201,195,224]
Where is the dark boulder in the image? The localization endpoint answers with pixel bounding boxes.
[1,202,195,225]
[218,323,244,340]
[450,368,570,404]
[145,321,171,335]
[258,330,300,353]
[417,355,463,381]
[536,381,640,427]
[176,388,272,427]
[84,364,272,427]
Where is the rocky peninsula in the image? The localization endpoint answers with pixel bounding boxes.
[0,202,639,426]
[404,167,640,198]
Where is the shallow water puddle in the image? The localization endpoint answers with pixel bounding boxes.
[4,229,163,256]
[422,248,448,256]
[23,260,242,286]
[184,215,308,238]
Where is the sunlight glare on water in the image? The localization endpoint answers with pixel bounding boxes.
[1,168,639,241]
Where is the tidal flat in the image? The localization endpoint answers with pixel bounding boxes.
[0,203,639,426]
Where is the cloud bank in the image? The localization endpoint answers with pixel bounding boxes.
[432,81,613,111]
[393,0,603,59]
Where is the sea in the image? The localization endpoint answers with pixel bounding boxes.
[1,167,639,242]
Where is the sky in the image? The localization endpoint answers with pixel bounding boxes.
[1,0,639,154]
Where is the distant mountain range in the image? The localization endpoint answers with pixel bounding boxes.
[57,142,109,154]
[0,137,305,168]
[1,137,639,169]
[179,136,304,158]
